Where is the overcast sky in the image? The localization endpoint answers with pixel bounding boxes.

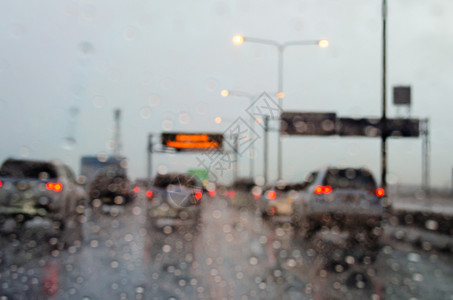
[0,0,452,187]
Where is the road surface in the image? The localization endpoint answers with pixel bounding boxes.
[1,192,452,299]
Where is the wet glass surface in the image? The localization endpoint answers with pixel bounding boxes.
[1,1,453,299]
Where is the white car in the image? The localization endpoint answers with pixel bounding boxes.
[0,158,87,246]
[293,167,385,247]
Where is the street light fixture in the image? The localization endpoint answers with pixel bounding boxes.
[233,35,328,181]
[232,35,244,45]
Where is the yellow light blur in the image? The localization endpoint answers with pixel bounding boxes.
[232,35,244,45]
[220,89,230,97]
[318,39,329,48]
[277,92,285,99]
[215,117,222,124]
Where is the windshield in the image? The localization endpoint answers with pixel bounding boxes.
[0,160,58,179]
[1,1,452,299]
[324,168,377,190]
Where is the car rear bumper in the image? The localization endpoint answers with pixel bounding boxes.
[307,212,382,229]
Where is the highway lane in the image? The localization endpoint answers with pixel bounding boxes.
[1,192,453,299]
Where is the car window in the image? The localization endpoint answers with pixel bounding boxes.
[324,168,377,189]
[63,165,77,183]
[0,160,58,179]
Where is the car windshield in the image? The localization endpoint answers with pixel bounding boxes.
[324,168,377,190]
[153,174,201,188]
[0,160,58,179]
[1,1,452,299]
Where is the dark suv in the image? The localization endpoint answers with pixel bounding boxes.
[146,173,203,228]
[88,169,135,206]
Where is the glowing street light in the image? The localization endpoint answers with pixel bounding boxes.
[220,89,230,97]
[318,39,329,48]
[232,35,244,45]
[233,35,328,181]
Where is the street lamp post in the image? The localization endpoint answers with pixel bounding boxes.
[233,35,328,181]
[220,89,256,180]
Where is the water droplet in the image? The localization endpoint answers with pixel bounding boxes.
[92,95,105,108]
[61,137,76,150]
[97,152,108,163]
[19,146,31,157]
[123,27,138,41]
[196,102,208,115]
[79,41,94,54]
[214,2,229,16]
[205,78,218,91]
[162,119,173,130]
[10,24,24,38]
[110,261,119,268]
[179,112,191,125]
[148,94,161,107]
[140,107,152,119]
[157,165,168,175]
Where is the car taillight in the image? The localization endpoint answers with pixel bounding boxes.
[133,186,140,193]
[314,185,332,195]
[194,191,203,200]
[376,188,385,197]
[0,180,2,188]
[146,190,153,198]
[224,190,235,199]
[267,190,277,199]
[46,182,63,192]
[208,190,216,197]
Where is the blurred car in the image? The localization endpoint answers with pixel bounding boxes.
[294,167,385,246]
[0,158,86,245]
[258,182,303,220]
[88,170,135,206]
[146,173,203,228]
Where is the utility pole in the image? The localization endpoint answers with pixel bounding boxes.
[263,116,269,185]
[113,109,122,157]
[233,134,239,183]
[381,0,388,190]
[147,134,153,181]
[421,119,430,194]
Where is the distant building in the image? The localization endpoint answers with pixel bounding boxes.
[80,156,127,186]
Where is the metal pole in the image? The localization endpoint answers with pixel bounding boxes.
[277,47,284,181]
[381,0,388,190]
[422,119,430,194]
[264,116,269,184]
[147,134,153,181]
[234,134,239,183]
[249,98,255,179]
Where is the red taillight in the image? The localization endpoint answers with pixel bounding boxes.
[0,180,2,188]
[376,188,385,197]
[194,191,202,200]
[46,182,63,192]
[268,190,277,199]
[43,264,58,296]
[133,186,140,193]
[208,190,216,197]
[146,190,153,198]
[314,185,332,195]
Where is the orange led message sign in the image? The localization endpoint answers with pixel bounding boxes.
[161,133,223,151]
